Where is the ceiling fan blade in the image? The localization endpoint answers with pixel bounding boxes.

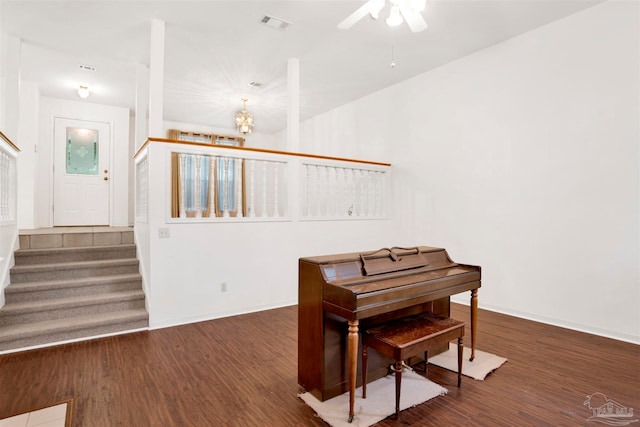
[337,1,373,30]
[398,3,428,32]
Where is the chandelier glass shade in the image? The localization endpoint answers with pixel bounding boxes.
[234,98,254,135]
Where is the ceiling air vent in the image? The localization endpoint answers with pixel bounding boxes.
[78,64,97,72]
[260,15,291,31]
[248,81,263,88]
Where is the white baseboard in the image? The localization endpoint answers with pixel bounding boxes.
[148,299,298,331]
[451,297,640,345]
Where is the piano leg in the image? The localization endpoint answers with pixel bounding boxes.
[347,320,359,423]
[470,289,478,361]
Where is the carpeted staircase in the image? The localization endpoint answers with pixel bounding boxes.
[0,228,149,353]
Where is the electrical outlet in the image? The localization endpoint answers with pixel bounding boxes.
[158,228,170,238]
[220,282,227,292]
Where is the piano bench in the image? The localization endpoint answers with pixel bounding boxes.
[362,313,465,420]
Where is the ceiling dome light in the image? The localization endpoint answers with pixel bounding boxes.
[386,5,403,27]
[234,98,254,135]
[77,85,90,99]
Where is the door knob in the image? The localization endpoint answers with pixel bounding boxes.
[104,177,109,181]
[104,169,108,173]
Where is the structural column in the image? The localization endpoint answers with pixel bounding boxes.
[286,57,300,152]
[135,64,150,150]
[148,19,165,138]
[287,58,300,219]
[1,35,21,142]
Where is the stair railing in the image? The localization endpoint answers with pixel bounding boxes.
[134,138,391,223]
[0,131,20,306]
[0,131,19,226]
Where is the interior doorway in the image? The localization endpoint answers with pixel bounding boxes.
[53,118,111,226]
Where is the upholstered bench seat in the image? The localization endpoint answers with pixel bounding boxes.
[362,312,465,420]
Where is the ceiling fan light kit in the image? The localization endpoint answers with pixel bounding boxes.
[339,0,428,33]
[368,0,385,19]
[386,5,403,27]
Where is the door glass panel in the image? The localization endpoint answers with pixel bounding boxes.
[66,127,99,175]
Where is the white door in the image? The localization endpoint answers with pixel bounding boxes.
[53,118,110,226]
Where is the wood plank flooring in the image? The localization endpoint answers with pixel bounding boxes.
[1,303,638,426]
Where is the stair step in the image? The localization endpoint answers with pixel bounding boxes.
[0,290,146,326]
[5,273,143,303]
[19,229,134,249]
[9,258,140,283]
[4,228,147,353]
[14,244,137,265]
[0,309,149,352]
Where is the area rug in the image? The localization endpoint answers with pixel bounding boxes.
[428,345,507,380]
[299,370,447,427]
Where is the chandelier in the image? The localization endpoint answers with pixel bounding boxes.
[234,98,254,135]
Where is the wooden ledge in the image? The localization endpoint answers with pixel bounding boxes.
[133,137,391,167]
[0,131,20,152]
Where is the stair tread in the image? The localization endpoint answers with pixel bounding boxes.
[15,244,136,256]
[4,233,146,351]
[0,309,149,340]
[1,290,145,313]
[5,273,142,292]
[10,258,138,272]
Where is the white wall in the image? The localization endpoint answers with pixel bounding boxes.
[0,34,20,143]
[139,142,395,329]
[36,97,131,227]
[297,1,639,343]
[128,115,136,225]
[0,34,5,133]
[16,81,39,229]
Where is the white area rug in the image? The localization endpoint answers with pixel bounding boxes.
[299,370,447,427]
[428,345,507,380]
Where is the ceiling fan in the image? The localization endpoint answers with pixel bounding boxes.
[338,0,428,33]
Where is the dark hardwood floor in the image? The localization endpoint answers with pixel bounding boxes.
[1,303,638,426]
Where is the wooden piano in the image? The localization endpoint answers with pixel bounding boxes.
[298,246,481,422]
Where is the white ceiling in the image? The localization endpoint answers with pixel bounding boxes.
[1,0,602,134]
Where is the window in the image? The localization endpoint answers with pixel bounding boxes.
[169,130,245,218]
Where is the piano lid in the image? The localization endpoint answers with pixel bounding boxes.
[359,247,429,276]
[300,246,457,286]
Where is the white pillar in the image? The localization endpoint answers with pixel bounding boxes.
[148,19,165,138]
[2,35,21,142]
[287,58,300,220]
[135,64,150,150]
[286,58,300,153]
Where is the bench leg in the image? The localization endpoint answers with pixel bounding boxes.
[470,289,477,361]
[394,360,402,420]
[362,345,368,399]
[457,337,463,387]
